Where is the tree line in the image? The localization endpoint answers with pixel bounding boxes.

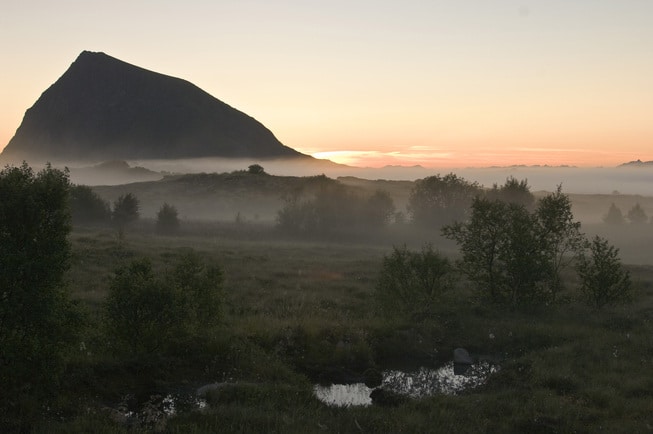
[376,179,632,316]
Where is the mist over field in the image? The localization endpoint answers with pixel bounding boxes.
[63,157,653,195]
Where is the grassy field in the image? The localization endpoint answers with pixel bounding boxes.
[32,218,653,433]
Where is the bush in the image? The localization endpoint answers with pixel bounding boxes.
[487,176,535,209]
[603,203,624,225]
[103,252,224,356]
[444,187,584,308]
[577,236,632,309]
[0,163,80,430]
[112,193,139,227]
[69,184,111,225]
[156,202,180,234]
[376,244,453,319]
[407,173,481,228]
[626,203,647,225]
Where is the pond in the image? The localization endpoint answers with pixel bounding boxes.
[313,361,499,407]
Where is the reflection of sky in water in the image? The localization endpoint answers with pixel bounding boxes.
[314,361,499,407]
[313,383,373,407]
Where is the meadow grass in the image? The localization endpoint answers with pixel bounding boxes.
[38,221,653,433]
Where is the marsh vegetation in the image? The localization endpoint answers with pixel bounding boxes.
[2,164,653,432]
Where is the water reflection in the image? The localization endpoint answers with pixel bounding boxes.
[314,361,499,407]
[112,392,207,429]
[313,383,373,407]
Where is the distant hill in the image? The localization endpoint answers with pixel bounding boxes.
[1,51,310,163]
[619,159,653,167]
[69,160,162,186]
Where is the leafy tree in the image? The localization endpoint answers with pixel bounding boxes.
[408,173,481,228]
[376,245,453,319]
[442,198,506,303]
[487,177,535,209]
[247,164,266,175]
[69,184,111,225]
[156,202,180,234]
[577,236,632,309]
[276,194,318,234]
[112,192,139,227]
[603,203,625,225]
[535,186,585,302]
[104,253,224,355]
[0,163,80,429]
[276,182,361,236]
[444,187,584,308]
[363,190,396,228]
[626,203,647,225]
[312,183,360,233]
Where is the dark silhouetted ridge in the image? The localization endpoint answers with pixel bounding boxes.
[2,51,309,163]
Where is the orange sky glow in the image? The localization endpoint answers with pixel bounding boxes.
[1,1,652,169]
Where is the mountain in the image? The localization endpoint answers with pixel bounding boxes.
[1,51,309,163]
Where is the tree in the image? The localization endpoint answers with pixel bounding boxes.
[247,164,266,175]
[626,203,647,225]
[363,190,396,228]
[577,236,632,309]
[69,184,111,225]
[487,177,535,209]
[443,187,584,308]
[112,193,139,227]
[442,198,507,303]
[376,245,453,319]
[156,202,180,234]
[276,182,360,236]
[0,163,80,429]
[276,193,318,234]
[408,173,481,228]
[603,203,625,225]
[535,186,585,302]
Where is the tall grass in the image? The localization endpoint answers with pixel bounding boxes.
[36,223,653,432]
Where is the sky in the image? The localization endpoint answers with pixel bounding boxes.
[1,0,652,168]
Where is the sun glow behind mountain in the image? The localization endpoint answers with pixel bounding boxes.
[1,2,653,168]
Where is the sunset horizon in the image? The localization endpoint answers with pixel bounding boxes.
[2,1,652,170]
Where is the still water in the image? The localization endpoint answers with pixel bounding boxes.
[314,361,499,407]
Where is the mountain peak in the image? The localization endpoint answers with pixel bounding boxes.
[1,51,309,164]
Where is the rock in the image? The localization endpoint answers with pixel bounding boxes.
[453,347,473,375]
[453,348,473,364]
[196,382,226,398]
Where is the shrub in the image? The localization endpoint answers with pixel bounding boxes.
[407,173,482,228]
[376,244,453,319]
[626,203,647,225]
[112,193,139,227]
[577,236,632,309]
[156,202,180,234]
[603,203,624,225]
[0,163,80,430]
[103,252,224,356]
[69,184,111,224]
[444,187,584,308]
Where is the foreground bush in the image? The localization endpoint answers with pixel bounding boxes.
[104,252,224,356]
[375,244,453,320]
[578,236,632,309]
[0,163,80,431]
